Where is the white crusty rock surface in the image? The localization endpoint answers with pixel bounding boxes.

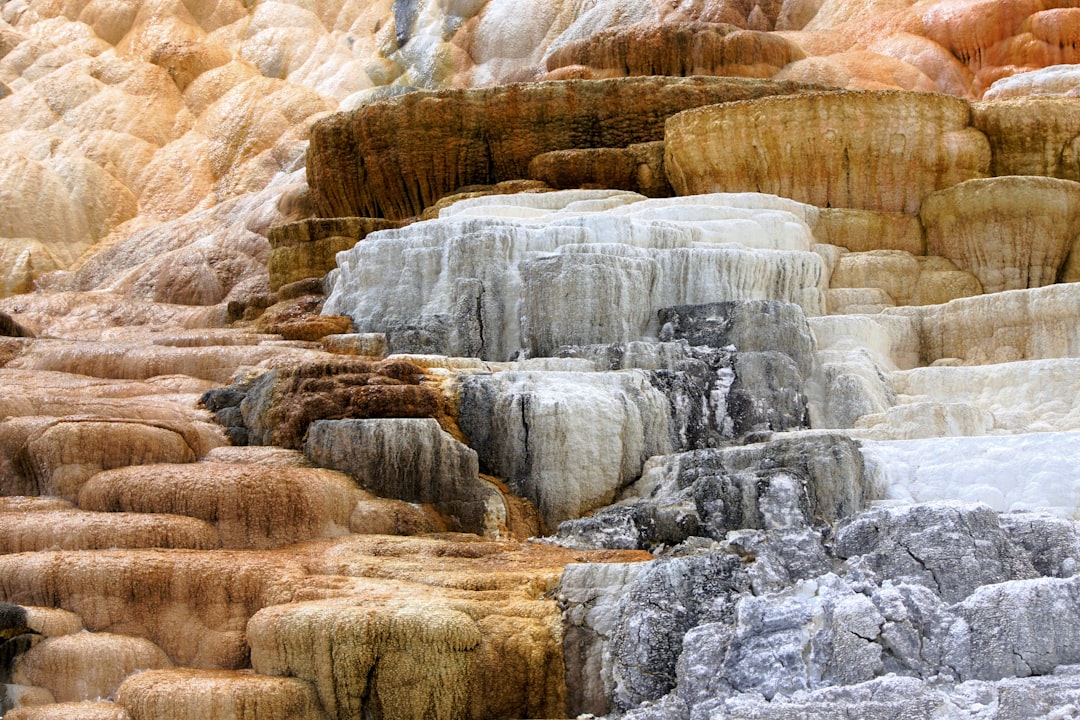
[323,190,827,360]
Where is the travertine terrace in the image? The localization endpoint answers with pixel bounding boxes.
[1,1,1079,718]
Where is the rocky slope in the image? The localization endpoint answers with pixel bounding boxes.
[0,1,1079,719]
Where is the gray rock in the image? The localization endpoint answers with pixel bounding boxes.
[836,503,1039,604]
[303,418,498,534]
[610,553,750,711]
[957,576,1080,681]
[456,370,672,528]
[999,512,1080,578]
[657,301,816,379]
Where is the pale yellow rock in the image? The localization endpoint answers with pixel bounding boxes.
[814,208,925,255]
[13,633,173,703]
[116,669,326,720]
[884,283,1080,365]
[664,90,990,214]
[825,286,895,315]
[972,98,1080,180]
[248,589,565,720]
[890,358,1080,434]
[921,176,1080,292]
[854,401,993,439]
[5,701,131,720]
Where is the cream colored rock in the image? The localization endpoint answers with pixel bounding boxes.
[985,65,1080,99]
[13,633,172,703]
[885,283,1080,365]
[116,669,325,720]
[889,358,1080,434]
[921,176,1080,292]
[665,90,990,214]
[854,401,994,439]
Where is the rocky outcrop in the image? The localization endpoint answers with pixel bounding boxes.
[527,142,673,197]
[306,77,818,220]
[303,418,509,536]
[543,22,804,80]
[207,357,447,449]
[458,370,673,528]
[972,97,1080,180]
[885,283,1080,365]
[115,669,325,720]
[323,190,826,360]
[267,218,402,292]
[558,499,1080,718]
[665,90,990,214]
[921,176,1080,292]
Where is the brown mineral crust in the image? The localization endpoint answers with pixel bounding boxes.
[664,89,990,214]
[0,549,307,668]
[241,358,449,449]
[78,463,361,550]
[267,217,403,292]
[972,97,1080,180]
[306,76,820,220]
[542,22,805,79]
[116,669,326,720]
[6,702,132,720]
[0,511,221,552]
[14,633,173,703]
[528,142,673,197]
[247,537,651,720]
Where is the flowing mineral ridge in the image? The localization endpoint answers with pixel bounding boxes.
[0,0,1079,718]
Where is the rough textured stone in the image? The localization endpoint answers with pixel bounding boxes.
[267,217,403,291]
[665,90,991,214]
[973,97,1080,180]
[921,176,1080,292]
[543,22,805,79]
[307,77,818,220]
[303,418,506,536]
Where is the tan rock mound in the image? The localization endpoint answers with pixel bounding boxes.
[78,464,359,549]
[267,218,402,292]
[116,669,325,720]
[665,90,990,214]
[543,22,804,80]
[248,592,562,720]
[921,176,1080,292]
[233,358,450,450]
[307,76,818,220]
[0,511,220,552]
[973,97,1080,180]
[5,701,131,720]
[527,142,672,197]
[829,250,982,308]
[11,419,199,500]
[885,283,1080,366]
[13,633,172,703]
[814,208,926,255]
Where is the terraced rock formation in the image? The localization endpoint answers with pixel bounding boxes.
[1,1,1080,719]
